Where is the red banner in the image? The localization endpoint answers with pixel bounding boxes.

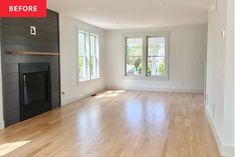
[0,0,46,17]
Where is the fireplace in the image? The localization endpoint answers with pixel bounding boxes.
[19,63,51,121]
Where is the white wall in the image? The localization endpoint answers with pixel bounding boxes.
[59,15,106,106]
[223,0,234,149]
[206,0,234,156]
[105,24,207,93]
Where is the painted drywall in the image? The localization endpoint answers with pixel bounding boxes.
[105,24,207,93]
[59,15,106,106]
[206,0,234,156]
[47,0,208,29]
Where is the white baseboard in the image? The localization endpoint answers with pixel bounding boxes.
[0,120,5,129]
[106,86,203,94]
[61,87,106,106]
[205,107,234,157]
[221,145,235,157]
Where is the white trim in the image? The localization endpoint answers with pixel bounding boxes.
[205,106,235,157]
[205,106,223,154]
[106,86,203,93]
[221,145,234,157]
[0,120,5,129]
[61,87,105,106]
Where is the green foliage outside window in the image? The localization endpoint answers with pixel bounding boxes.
[158,62,165,76]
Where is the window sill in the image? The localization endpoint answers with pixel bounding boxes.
[78,78,100,83]
[123,75,169,81]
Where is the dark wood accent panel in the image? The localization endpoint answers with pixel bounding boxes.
[1,10,61,127]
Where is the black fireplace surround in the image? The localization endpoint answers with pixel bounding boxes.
[1,10,60,126]
[19,63,51,121]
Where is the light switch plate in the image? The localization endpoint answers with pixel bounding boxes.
[30,26,36,35]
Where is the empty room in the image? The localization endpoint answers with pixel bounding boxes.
[0,0,234,156]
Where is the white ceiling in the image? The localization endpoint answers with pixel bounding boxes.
[47,0,209,30]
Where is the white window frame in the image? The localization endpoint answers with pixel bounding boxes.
[77,29,100,83]
[123,32,170,80]
[124,36,145,77]
[78,30,90,82]
[90,33,100,80]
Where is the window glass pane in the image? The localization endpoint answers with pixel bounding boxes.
[147,57,165,76]
[126,47,135,56]
[126,56,142,76]
[79,56,88,81]
[90,56,95,79]
[126,38,143,76]
[148,37,165,56]
[79,32,86,56]
[147,37,166,77]
[96,36,99,57]
[90,34,99,79]
[90,35,95,56]
[127,38,142,48]
[79,31,89,81]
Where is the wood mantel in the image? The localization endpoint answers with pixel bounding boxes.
[7,51,60,56]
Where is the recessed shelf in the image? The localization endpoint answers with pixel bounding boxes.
[7,51,60,56]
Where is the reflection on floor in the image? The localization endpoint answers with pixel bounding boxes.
[0,90,221,157]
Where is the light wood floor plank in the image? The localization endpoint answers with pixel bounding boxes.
[0,90,221,157]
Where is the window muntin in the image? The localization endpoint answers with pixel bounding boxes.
[125,38,143,76]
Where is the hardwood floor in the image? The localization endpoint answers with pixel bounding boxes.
[0,90,221,157]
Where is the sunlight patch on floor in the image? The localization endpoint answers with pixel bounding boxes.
[0,140,31,156]
[95,90,125,98]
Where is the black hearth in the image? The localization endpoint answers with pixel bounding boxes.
[19,63,51,121]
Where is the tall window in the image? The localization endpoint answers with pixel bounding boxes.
[79,31,89,81]
[147,37,166,77]
[78,31,99,81]
[90,34,99,79]
[125,38,143,76]
[124,33,169,79]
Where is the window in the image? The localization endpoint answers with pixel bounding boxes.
[79,31,89,81]
[90,34,99,79]
[124,33,169,79]
[147,37,167,77]
[78,31,99,82]
[125,38,143,76]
